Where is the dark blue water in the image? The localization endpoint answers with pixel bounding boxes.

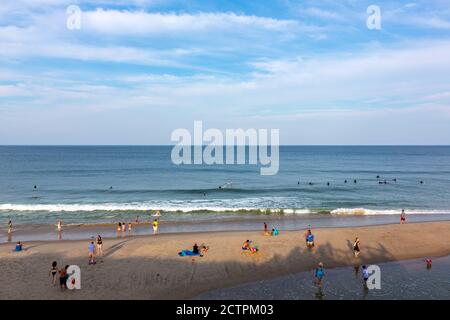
[0,146,449,224]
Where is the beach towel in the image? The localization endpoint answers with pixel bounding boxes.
[178,250,200,257]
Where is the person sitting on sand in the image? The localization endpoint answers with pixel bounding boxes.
[353,237,361,257]
[49,261,58,285]
[13,241,23,252]
[242,240,251,250]
[200,243,209,257]
[400,209,406,224]
[242,240,258,253]
[88,241,96,265]
[193,243,199,255]
[315,262,325,286]
[271,228,279,236]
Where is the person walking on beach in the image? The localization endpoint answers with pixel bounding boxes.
[88,241,96,264]
[353,237,361,257]
[49,261,58,285]
[400,209,406,224]
[153,219,159,235]
[362,265,369,285]
[315,262,325,287]
[96,235,103,256]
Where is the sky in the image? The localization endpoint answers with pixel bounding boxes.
[1,0,450,145]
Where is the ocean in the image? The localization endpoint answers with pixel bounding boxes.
[1,145,450,226]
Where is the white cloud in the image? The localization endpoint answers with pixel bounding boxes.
[82,9,299,35]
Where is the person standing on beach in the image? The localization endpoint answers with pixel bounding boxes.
[400,209,406,224]
[49,261,58,285]
[263,222,268,235]
[121,222,126,233]
[117,222,122,237]
[59,265,68,291]
[315,262,325,287]
[88,241,96,264]
[128,222,132,235]
[56,220,63,233]
[353,237,361,257]
[7,220,13,234]
[153,219,159,235]
[96,235,103,256]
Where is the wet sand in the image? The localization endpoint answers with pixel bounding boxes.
[2,213,450,243]
[1,221,450,299]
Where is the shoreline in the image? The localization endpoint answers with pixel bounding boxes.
[2,213,450,243]
[1,221,450,299]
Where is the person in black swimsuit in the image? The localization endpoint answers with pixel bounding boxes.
[49,261,58,285]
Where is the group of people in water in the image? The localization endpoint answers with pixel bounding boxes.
[298,176,425,186]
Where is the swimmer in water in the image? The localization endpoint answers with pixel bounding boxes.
[327,182,330,186]
[344,180,347,183]
[354,179,357,183]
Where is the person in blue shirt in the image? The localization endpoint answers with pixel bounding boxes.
[306,229,315,247]
[88,241,96,264]
[315,262,325,286]
[14,241,23,252]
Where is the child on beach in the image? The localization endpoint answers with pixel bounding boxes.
[353,237,361,257]
[96,235,103,256]
[306,229,315,247]
[13,241,23,252]
[59,265,69,291]
[400,209,406,224]
[153,219,159,235]
[362,265,369,284]
[242,240,258,253]
[49,261,58,285]
[271,228,279,236]
[88,241,96,264]
[315,262,325,286]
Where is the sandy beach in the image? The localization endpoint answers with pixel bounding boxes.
[1,221,450,300]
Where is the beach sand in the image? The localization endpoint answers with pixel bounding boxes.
[1,221,449,300]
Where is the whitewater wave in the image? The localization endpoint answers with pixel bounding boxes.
[0,203,448,216]
[330,208,450,215]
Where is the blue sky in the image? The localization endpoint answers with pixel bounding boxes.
[1,0,450,144]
